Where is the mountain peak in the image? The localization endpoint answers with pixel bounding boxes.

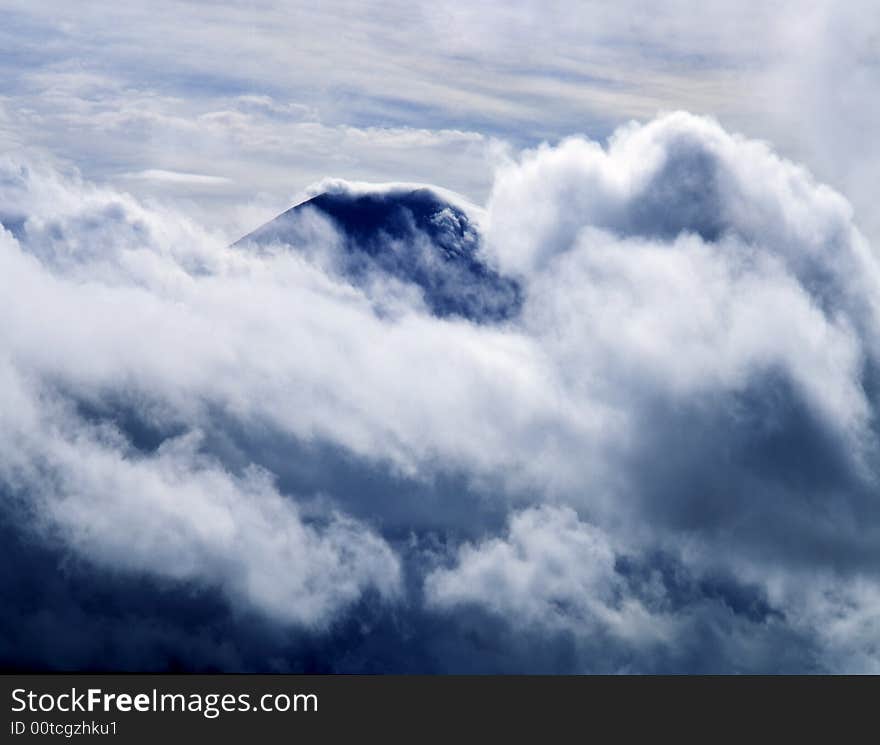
[235,186,522,323]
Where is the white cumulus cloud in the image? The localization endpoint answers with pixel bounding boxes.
[3,110,880,670]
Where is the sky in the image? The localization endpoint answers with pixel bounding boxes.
[2,1,880,673]
[2,1,878,238]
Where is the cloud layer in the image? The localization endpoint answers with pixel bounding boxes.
[3,1,877,249]
[3,111,880,671]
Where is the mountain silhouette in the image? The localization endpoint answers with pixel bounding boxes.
[235,187,522,322]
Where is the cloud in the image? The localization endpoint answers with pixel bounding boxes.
[754,3,880,245]
[0,354,401,628]
[424,505,829,673]
[5,0,877,244]
[0,164,404,628]
[425,503,880,673]
[425,505,658,639]
[0,81,495,239]
[122,169,232,185]
[487,112,871,290]
[3,110,880,671]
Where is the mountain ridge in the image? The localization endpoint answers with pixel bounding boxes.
[234,186,522,323]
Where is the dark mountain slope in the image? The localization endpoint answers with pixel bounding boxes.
[235,188,522,322]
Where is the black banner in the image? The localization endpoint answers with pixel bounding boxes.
[1,674,875,741]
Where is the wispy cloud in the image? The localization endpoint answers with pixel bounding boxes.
[3,1,877,242]
[122,169,232,185]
